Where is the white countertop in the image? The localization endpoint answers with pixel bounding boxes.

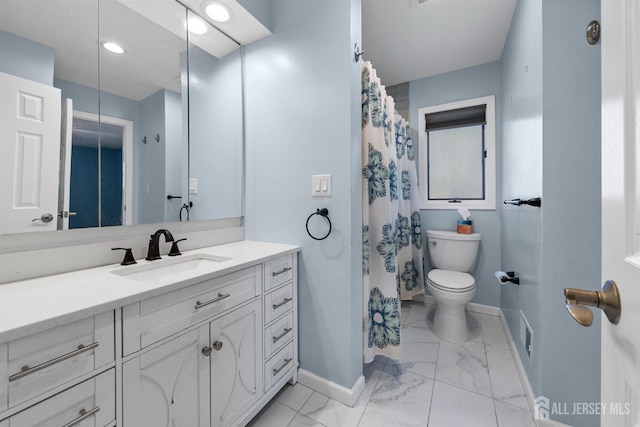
[0,240,299,343]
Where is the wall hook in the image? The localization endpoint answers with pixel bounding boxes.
[354,43,364,63]
[154,134,160,143]
[141,136,147,144]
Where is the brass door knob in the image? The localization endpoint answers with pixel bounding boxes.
[564,280,621,327]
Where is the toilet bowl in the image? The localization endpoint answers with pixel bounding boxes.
[426,230,481,343]
[427,269,476,342]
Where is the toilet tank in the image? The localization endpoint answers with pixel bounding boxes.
[426,230,481,272]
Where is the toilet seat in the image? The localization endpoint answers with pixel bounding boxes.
[427,269,475,293]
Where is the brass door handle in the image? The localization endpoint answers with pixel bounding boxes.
[564,280,621,327]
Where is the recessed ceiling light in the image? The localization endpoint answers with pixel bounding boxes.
[205,2,231,23]
[103,42,124,54]
[186,16,208,34]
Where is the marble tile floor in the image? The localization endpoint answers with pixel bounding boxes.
[248,300,536,427]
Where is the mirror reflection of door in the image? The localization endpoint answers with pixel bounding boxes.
[69,112,132,229]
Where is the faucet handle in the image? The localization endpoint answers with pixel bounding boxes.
[112,247,137,266]
[168,238,187,257]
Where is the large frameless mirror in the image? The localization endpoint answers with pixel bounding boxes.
[0,0,246,235]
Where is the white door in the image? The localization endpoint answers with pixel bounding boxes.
[601,1,640,425]
[0,71,61,233]
[57,98,73,230]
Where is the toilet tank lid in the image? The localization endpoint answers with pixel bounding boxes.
[426,230,481,241]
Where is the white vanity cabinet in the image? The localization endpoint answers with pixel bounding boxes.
[263,255,297,393]
[122,300,262,427]
[0,311,116,426]
[121,251,298,427]
[123,327,211,427]
[210,299,262,427]
[0,242,299,427]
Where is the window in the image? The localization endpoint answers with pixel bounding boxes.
[418,95,496,210]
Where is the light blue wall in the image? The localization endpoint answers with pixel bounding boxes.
[501,0,601,425]
[164,90,184,223]
[0,29,54,85]
[138,90,166,225]
[187,47,243,221]
[540,0,601,425]
[244,0,362,389]
[237,0,273,31]
[500,0,544,399]
[409,62,502,307]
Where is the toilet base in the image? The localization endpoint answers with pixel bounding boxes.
[428,281,475,343]
[432,302,470,343]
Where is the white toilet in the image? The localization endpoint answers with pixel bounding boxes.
[426,229,481,343]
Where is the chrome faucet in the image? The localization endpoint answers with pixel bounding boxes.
[146,229,175,261]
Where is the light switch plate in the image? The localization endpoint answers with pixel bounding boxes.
[189,178,198,194]
[312,174,331,197]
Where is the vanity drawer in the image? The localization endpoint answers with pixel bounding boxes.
[123,266,261,355]
[264,312,294,359]
[1,369,115,427]
[264,255,294,292]
[264,342,294,392]
[264,282,293,325]
[0,311,114,412]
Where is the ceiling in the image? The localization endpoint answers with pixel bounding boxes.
[0,0,269,101]
[362,0,518,87]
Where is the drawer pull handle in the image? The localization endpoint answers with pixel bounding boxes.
[62,406,100,427]
[195,293,231,310]
[8,342,99,382]
[272,327,292,343]
[272,267,292,277]
[272,297,293,310]
[273,357,293,376]
[212,340,224,351]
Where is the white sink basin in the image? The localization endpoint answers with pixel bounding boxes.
[112,253,231,282]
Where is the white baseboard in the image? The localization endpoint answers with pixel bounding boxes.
[297,369,365,408]
[412,294,501,317]
[497,312,572,427]
[536,419,573,427]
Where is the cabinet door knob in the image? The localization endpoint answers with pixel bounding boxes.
[212,340,223,351]
[202,346,212,357]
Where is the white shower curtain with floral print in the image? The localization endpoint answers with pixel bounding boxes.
[362,61,424,362]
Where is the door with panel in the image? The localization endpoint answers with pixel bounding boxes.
[122,327,210,427]
[210,300,262,427]
[601,0,640,425]
[0,71,61,233]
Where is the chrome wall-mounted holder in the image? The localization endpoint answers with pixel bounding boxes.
[564,280,621,327]
[503,197,541,207]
